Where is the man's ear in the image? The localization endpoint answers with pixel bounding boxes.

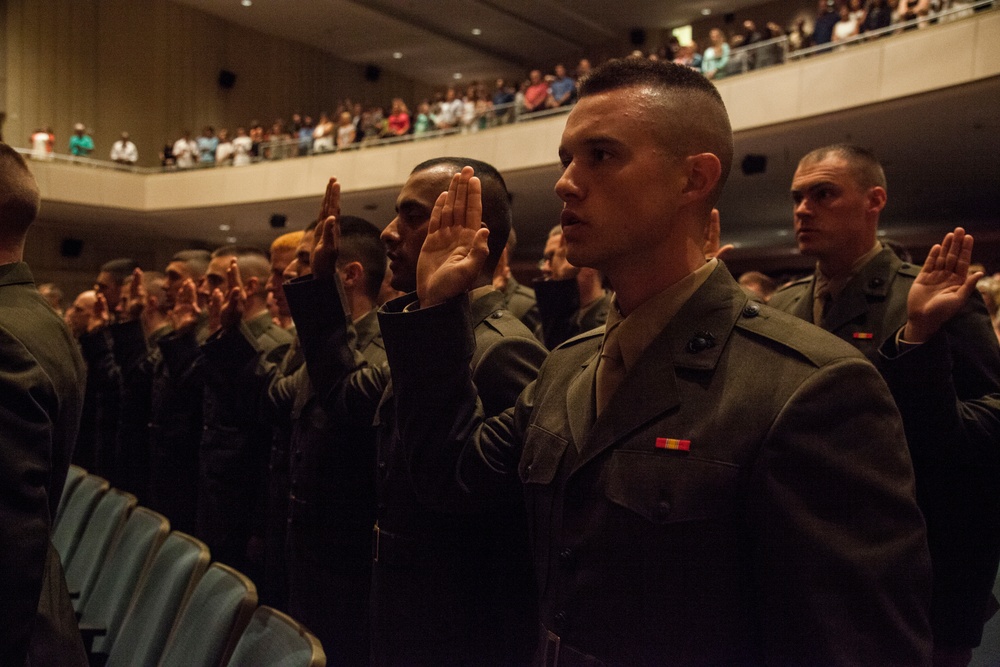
[681,153,723,204]
[243,276,260,296]
[341,261,364,288]
[867,186,887,216]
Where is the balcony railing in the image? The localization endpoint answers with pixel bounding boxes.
[15,0,994,174]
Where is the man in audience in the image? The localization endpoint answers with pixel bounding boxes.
[266,230,303,330]
[143,248,210,532]
[523,69,551,112]
[547,63,577,107]
[69,123,94,157]
[285,159,546,665]
[0,142,87,666]
[173,130,198,169]
[94,257,140,320]
[533,225,610,348]
[109,132,138,165]
[113,268,171,499]
[770,143,1000,666]
[375,59,933,664]
[195,246,292,575]
[493,228,541,332]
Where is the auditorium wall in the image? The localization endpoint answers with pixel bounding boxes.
[2,0,431,166]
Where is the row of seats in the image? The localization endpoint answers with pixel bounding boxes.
[53,465,326,667]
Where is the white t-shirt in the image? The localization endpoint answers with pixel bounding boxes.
[231,136,253,166]
[110,140,138,164]
[173,138,198,168]
[31,132,50,159]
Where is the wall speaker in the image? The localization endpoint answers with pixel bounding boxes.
[60,238,84,258]
[364,64,381,82]
[741,154,768,176]
[629,28,647,46]
[269,214,287,229]
[219,70,237,89]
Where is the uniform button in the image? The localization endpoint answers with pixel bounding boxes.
[687,331,716,353]
[377,461,387,471]
[742,303,760,318]
[868,277,885,288]
[553,611,567,630]
[490,310,503,319]
[558,548,574,566]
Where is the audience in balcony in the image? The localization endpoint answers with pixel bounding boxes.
[109,132,138,165]
[27,2,983,168]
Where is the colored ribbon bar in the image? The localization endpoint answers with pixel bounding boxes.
[655,438,690,451]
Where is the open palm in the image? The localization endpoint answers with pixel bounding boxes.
[417,167,490,307]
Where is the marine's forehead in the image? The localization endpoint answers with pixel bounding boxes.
[397,165,456,206]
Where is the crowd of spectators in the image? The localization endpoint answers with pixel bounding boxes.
[24,0,986,169]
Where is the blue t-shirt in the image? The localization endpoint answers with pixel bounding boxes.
[69,134,94,156]
[197,136,219,163]
[549,76,576,105]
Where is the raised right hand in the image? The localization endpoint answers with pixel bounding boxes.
[417,166,490,307]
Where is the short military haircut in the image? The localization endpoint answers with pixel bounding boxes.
[578,58,734,204]
[411,157,512,275]
[271,230,304,254]
[171,249,211,280]
[211,245,270,282]
[337,216,387,302]
[799,143,887,192]
[0,143,41,237]
[100,258,141,284]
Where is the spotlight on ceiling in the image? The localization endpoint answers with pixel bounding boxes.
[453,72,463,79]
[701,7,711,15]
[393,52,403,59]
[241,0,252,7]
[471,28,482,35]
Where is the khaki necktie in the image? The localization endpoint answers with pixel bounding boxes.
[813,282,831,326]
[595,321,625,415]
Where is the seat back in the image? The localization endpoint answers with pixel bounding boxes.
[55,464,88,523]
[103,531,209,667]
[226,606,326,667]
[65,489,137,610]
[78,507,169,654]
[52,474,109,565]
[158,563,257,667]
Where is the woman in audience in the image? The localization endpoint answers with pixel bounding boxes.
[231,127,253,166]
[312,113,334,153]
[386,99,411,137]
[215,128,234,166]
[833,4,860,42]
[336,111,356,148]
[701,28,730,79]
[413,101,434,136]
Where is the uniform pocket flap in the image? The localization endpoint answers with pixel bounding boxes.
[519,426,569,485]
[605,450,740,524]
